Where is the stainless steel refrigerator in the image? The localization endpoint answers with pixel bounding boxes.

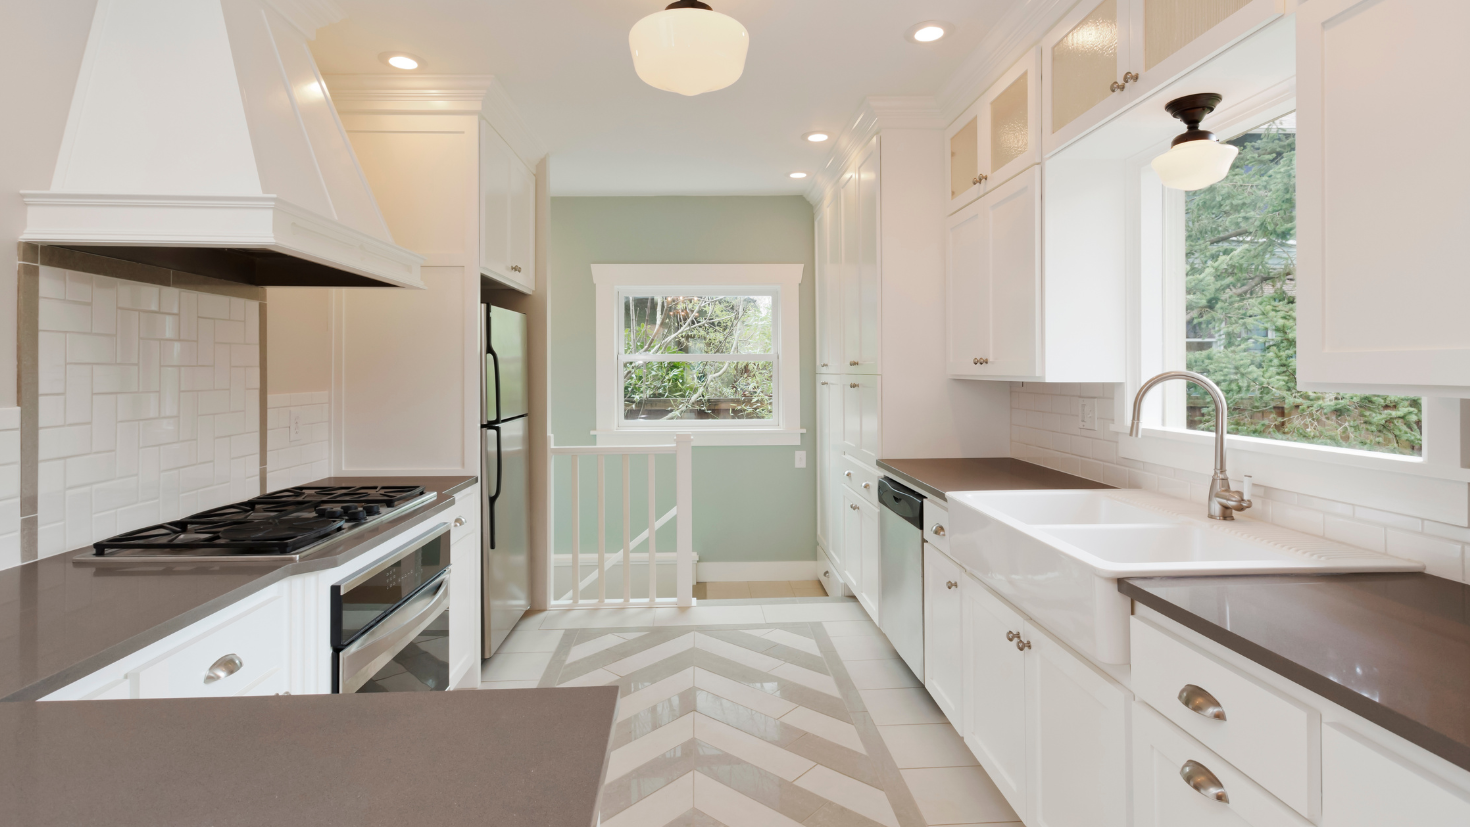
[481,304,530,657]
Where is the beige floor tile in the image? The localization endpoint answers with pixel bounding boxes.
[603,770,695,827]
[878,724,977,769]
[859,688,947,726]
[844,658,921,690]
[498,629,565,653]
[656,605,768,626]
[567,633,628,663]
[762,628,821,656]
[605,633,695,676]
[693,772,805,827]
[539,608,657,629]
[771,662,841,697]
[824,620,883,638]
[692,582,708,600]
[619,668,696,721]
[793,765,898,827]
[694,713,816,781]
[705,582,751,599]
[779,706,866,754]
[479,680,539,690]
[607,712,696,782]
[789,580,825,596]
[693,667,798,720]
[830,635,898,661]
[695,632,784,672]
[747,581,794,598]
[559,667,618,687]
[901,766,1018,825]
[480,651,553,682]
[762,602,869,623]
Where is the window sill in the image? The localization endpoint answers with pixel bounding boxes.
[1114,423,1469,526]
[593,428,806,447]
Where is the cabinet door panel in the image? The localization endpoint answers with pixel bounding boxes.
[816,203,843,373]
[841,488,863,597]
[841,376,880,466]
[858,496,881,623]
[816,380,832,550]
[963,577,1029,816]
[846,138,880,374]
[946,201,988,377]
[988,49,1042,190]
[1027,622,1129,827]
[947,104,985,214]
[924,545,965,729]
[1297,0,1470,393]
[507,158,535,291]
[1322,723,1470,827]
[1128,0,1282,104]
[479,125,511,279]
[1044,0,1132,153]
[1141,0,1252,71]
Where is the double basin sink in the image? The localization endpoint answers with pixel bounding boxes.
[946,489,1423,664]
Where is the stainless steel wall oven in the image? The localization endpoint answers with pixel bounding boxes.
[331,524,452,693]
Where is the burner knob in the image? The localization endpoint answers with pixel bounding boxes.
[363,504,382,516]
[315,506,343,519]
[343,506,367,522]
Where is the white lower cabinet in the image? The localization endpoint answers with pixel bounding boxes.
[1134,701,1311,827]
[963,575,1031,816]
[449,531,482,688]
[923,544,964,728]
[842,486,881,623]
[1322,723,1470,827]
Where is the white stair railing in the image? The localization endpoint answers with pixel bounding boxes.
[547,434,694,608]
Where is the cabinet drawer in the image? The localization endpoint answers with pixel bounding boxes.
[1134,701,1311,827]
[131,589,289,699]
[445,484,480,545]
[1131,616,1320,820]
[842,456,878,506]
[922,499,950,552]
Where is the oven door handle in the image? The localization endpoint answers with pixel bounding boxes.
[338,570,451,693]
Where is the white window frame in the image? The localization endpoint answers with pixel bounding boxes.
[591,264,804,446]
[1117,84,1470,526]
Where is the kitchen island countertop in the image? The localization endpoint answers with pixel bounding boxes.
[0,686,618,827]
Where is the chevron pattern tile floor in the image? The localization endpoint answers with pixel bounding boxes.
[481,599,1022,827]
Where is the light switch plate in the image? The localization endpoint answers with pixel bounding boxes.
[795,450,807,469]
[1079,399,1098,431]
[289,410,304,443]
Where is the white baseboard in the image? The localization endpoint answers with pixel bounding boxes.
[696,561,820,582]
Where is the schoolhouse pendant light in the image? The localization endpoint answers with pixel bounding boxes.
[629,0,749,96]
[1151,93,1239,191]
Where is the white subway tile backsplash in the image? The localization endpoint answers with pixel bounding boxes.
[265,393,330,491]
[1010,382,1470,585]
[39,266,66,299]
[68,333,116,364]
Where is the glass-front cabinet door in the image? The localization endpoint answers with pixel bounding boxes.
[946,105,985,214]
[1126,0,1283,103]
[986,48,1041,191]
[1043,0,1132,154]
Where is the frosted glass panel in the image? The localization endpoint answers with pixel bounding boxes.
[1145,0,1252,70]
[990,72,1029,171]
[1052,0,1119,133]
[950,116,979,198]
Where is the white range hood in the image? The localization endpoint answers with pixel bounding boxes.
[21,0,424,289]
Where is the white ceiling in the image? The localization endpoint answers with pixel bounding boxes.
[311,0,1014,196]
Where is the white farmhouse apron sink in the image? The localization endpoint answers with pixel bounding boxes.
[946,489,1423,664]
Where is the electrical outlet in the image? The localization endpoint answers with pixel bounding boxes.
[795,450,807,469]
[1079,399,1098,431]
[289,410,304,443]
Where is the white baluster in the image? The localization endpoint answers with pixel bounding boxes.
[597,455,606,603]
[647,454,657,605]
[570,454,579,605]
[676,434,694,607]
[622,454,631,603]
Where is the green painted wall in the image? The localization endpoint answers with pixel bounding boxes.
[548,196,817,566]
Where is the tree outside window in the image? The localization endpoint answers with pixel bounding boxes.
[621,294,776,422]
[1183,116,1422,456]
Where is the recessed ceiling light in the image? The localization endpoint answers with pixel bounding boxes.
[803,131,830,143]
[789,172,808,179]
[379,52,422,70]
[906,21,952,43]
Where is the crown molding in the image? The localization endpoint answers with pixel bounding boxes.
[804,96,941,205]
[935,0,1075,127]
[263,0,346,39]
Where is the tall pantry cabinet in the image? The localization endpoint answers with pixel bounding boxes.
[813,109,1011,604]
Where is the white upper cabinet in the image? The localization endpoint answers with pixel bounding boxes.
[947,166,1043,380]
[1296,0,1470,394]
[480,122,535,293]
[842,138,881,374]
[816,199,844,374]
[1043,0,1282,155]
[947,49,1042,214]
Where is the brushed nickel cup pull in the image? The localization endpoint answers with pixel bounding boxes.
[931,524,946,537]
[946,580,958,589]
[1180,759,1229,803]
[204,653,243,684]
[1178,684,1227,721]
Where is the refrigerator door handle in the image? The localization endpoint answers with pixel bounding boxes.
[486,425,503,501]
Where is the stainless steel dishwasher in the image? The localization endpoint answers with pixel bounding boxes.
[877,477,924,680]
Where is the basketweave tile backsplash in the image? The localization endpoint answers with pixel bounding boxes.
[36,266,261,559]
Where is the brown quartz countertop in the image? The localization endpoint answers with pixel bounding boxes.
[877,457,1110,501]
[0,686,618,827]
[0,475,477,701]
[1120,573,1470,773]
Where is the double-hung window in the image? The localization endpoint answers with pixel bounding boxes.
[592,264,804,446]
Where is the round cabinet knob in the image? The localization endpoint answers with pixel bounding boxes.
[862,482,871,490]
[849,383,859,388]
[973,173,988,185]
[1016,638,1032,651]
[849,360,859,366]
[946,580,958,589]
[823,570,830,578]
[821,363,829,367]
[1180,760,1229,804]
[453,516,467,528]
[845,471,852,479]
[850,503,860,511]
[931,524,946,537]
[1006,631,1020,642]
[972,357,990,366]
